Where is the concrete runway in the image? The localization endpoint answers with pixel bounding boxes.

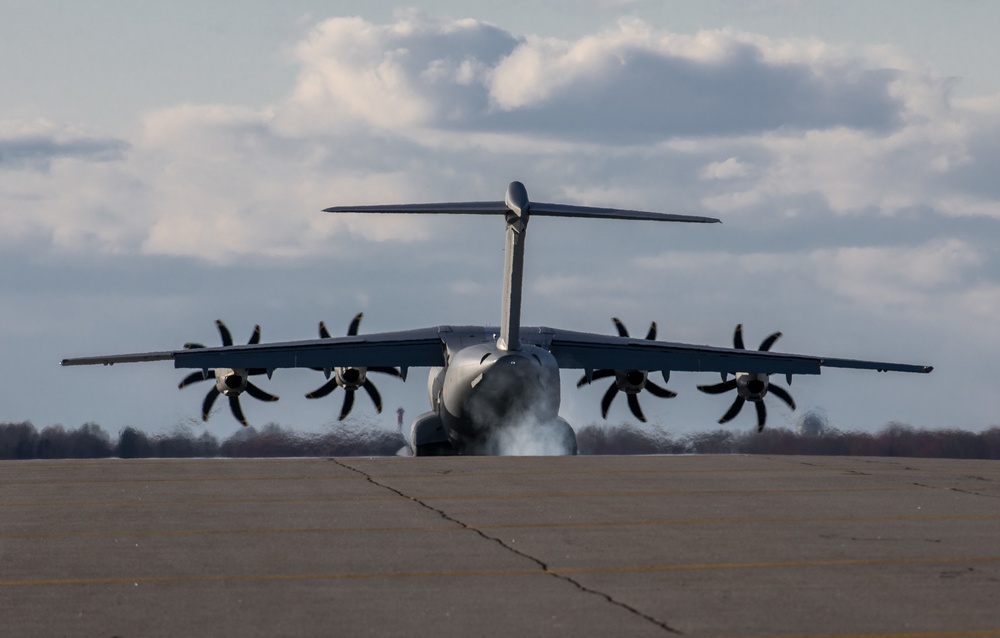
[1,454,998,637]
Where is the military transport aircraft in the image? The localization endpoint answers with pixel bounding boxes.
[61,181,932,456]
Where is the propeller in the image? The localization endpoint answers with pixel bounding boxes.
[178,320,279,426]
[577,318,677,423]
[697,323,796,432]
[305,312,403,420]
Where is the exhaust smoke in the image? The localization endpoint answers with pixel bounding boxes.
[461,354,576,456]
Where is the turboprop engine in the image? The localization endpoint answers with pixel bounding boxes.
[698,324,796,431]
[304,313,403,420]
[734,371,770,402]
[577,318,677,422]
[215,368,249,396]
[178,320,280,425]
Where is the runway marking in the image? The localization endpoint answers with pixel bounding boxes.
[740,631,1000,638]
[555,555,1000,576]
[3,555,998,588]
[3,513,997,540]
[0,467,862,488]
[417,486,937,500]
[0,496,400,508]
[1,483,983,509]
[478,513,1000,530]
[0,474,366,487]
[8,456,992,484]
[0,524,462,539]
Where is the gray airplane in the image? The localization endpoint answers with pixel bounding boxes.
[61,181,932,455]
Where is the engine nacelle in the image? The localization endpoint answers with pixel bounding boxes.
[735,372,769,401]
[427,366,445,411]
[334,366,367,390]
[614,370,648,394]
[214,368,248,396]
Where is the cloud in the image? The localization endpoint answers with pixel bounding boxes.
[486,24,905,142]
[0,120,128,170]
[810,239,982,304]
[276,16,520,135]
[2,13,998,273]
[277,17,910,143]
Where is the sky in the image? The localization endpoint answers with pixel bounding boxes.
[2,0,998,440]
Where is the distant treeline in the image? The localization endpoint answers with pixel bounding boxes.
[577,423,1000,459]
[1,421,999,459]
[0,422,405,460]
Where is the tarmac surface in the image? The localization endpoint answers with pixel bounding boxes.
[1,454,998,637]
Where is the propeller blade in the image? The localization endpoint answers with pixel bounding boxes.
[719,396,745,424]
[306,377,339,400]
[577,368,615,388]
[362,378,383,413]
[216,320,233,347]
[246,382,279,403]
[758,331,782,352]
[339,390,356,421]
[201,387,220,422]
[348,313,363,337]
[247,325,261,345]
[733,324,745,350]
[645,321,657,341]
[754,400,767,432]
[698,379,738,395]
[600,383,619,419]
[229,395,247,426]
[369,366,403,378]
[626,392,647,423]
[612,318,629,338]
[769,384,797,411]
[183,342,206,350]
[179,370,211,389]
[318,321,331,339]
[644,379,677,399]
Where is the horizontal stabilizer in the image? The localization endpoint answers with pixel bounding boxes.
[526,202,719,224]
[325,200,719,224]
[324,181,720,224]
[324,201,507,215]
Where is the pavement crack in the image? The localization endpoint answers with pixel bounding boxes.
[331,458,683,635]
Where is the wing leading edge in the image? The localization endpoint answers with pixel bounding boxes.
[61,327,447,372]
[62,325,931,378]
[538,327,932,376]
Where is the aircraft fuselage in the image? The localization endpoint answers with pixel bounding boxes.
[415,335,575,455]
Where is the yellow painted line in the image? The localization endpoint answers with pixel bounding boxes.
[0,467,849,488]
[3,555,998,588]
[0,568,542,587]
[3,513,997,540]
[556,555,1000,576]
[479,513,1000,530]
[0,474,365,487]
[418,486,927,501]
[739,631,1000,638]
[0,524,462,540]
[0,484,958,509]
[0,496,399,509]
[5,456,975,483]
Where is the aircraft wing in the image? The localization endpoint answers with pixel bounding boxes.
[62,324,931,378]
[536,328,932,376]
[61,327,447,372]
